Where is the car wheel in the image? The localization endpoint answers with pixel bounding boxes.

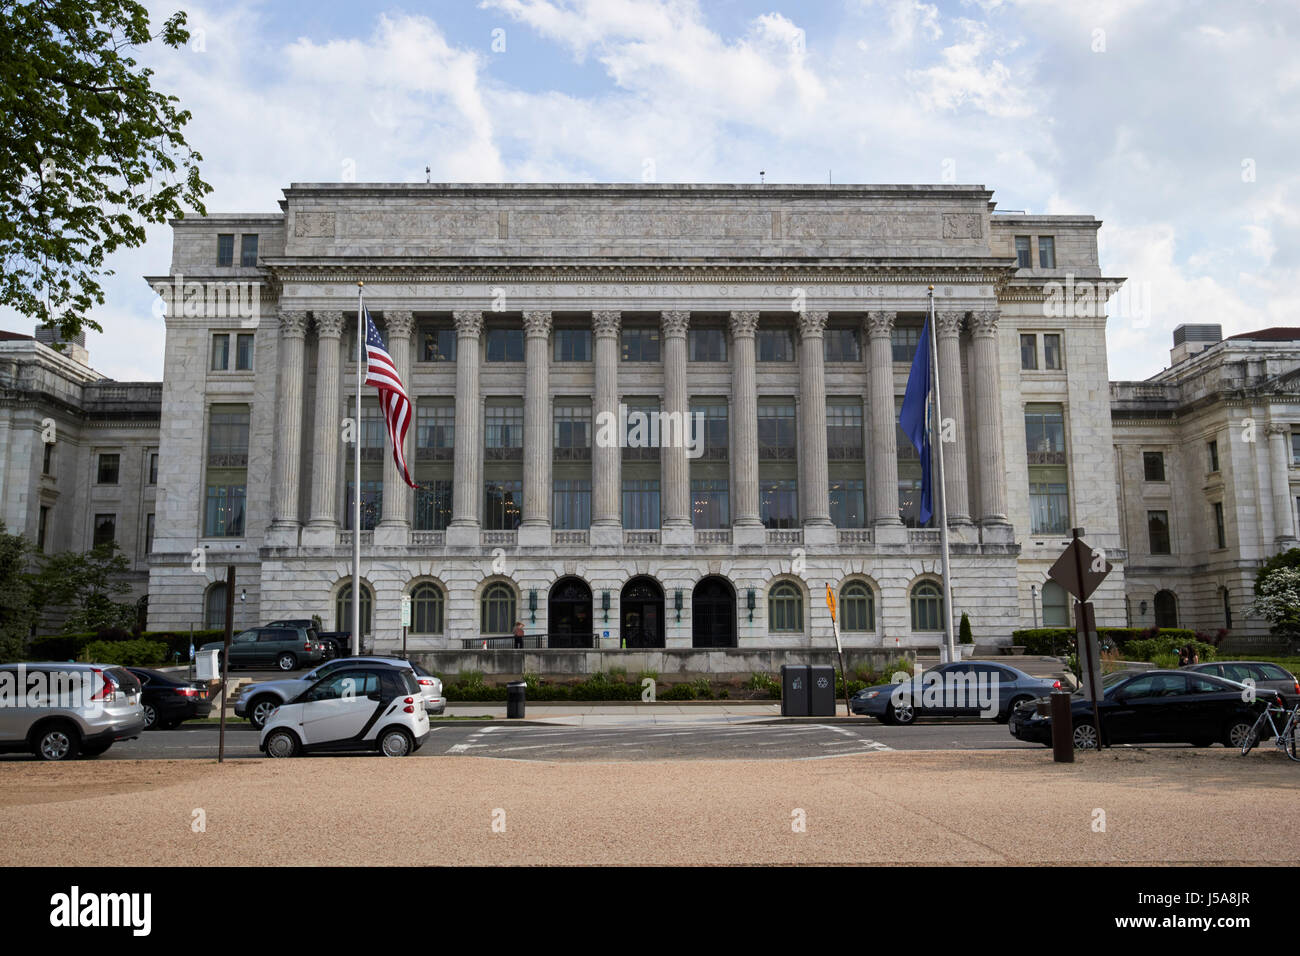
[32,722,80,762]
[1072,720,1100,751]
[276,653,297,672]
[248,696,279,731]
[142,703,158,729]
[264,729,300,758]
[379,727,414,757]
[1000,696,1033,725]
[1225,718,1255,750]
[886,701,915,726]
[80,743,111,758]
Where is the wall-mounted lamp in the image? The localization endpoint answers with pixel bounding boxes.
[674,590,683,622]
[1139,600,1148,616]
[747,589,756,622]
[601,590,610,623]
[528,589,537,624]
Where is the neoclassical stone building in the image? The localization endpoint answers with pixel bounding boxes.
[144,183,1129,650]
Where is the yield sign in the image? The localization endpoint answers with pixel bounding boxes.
[1047,535,1113,602]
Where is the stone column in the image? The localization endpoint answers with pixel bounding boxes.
[969,310,1011,538]
[268,309,308,546]
[519,311,553,547]
[865,311,904,542]
[797,310,835,545]
[447,310,483,548]
[590,311,622,546]
[729,310,764,545]
[660,310,693,545]
[1267,422,1297,547]
[302,312,344,547]
[375,310,414,544]
[935,311,973,530]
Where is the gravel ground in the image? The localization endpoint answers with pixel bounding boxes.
[4,748,1298,866]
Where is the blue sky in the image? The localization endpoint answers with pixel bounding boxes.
[7,0,1298,381]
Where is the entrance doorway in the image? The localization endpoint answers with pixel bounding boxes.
[621,576,665,648]
[692,576,736,648]
[548,577,593,648]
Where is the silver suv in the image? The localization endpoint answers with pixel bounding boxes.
[0,663,146,761]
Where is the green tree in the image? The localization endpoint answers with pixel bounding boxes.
[958,611,973,644]
[1249,566,1300,637]
[0,525,37,662]
[31,542,136,634]
[0,0,211,340]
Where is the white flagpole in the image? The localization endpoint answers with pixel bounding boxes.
[352,282,363,656]
[927,286,956,663]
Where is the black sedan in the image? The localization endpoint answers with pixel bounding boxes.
[1009,669,1263,750]
[125,667,212,730]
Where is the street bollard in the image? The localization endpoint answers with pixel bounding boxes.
[1050,690,1074,763]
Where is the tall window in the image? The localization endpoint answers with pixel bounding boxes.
[1037,235,1056,269]
[841,581,874,631]
[688,327,726,362]
[485,327,524,362]
[211,334,230,371]
[622,479,660,529]
[829,478,865,528]
[216,234,234,266]
[42,441,53,475]
[891,325,921,363]
[1207,439,1219,473]
[756,328,795,362]
[420,322,457,362]
[691,401,728,459]
[554,404,592,460]
[205,485,246,537]
[416,404,455,460]
[691,479,729,528]
[239,234,259,267]
[1020,334,1038,370]
[553,328,592,362]
[235,333,254,371]
[1291,431,1300,466]
[485,405,524,458]
[757,402,796,459]
[910,581,944,631]
[1014,236,1031,269]
[760,478,798,529]
[205,583,227,630]
[336,583,373,636]
[208,406,250,467]
[1042,333,1062,370]
[622,401,659,461]
[1025,404,1068,535]
[826,403,863,459]
[621,326,661,362]
[411,583,445,635]
[552,479,591,530]
[1147,510,1171,554]
[1213,502,1226,549]
[415,481,453,531]
[1143,451,1166,482]
[93,513,116,547]
[481,583,516,635]
[97,453,120,485]
[37,506,49,552]
[144,513,155,555]
[344,480,382,531]
[206,405,249,537]
[485,480,522,530]
[823,326,861,362]
[148,452,159,485]
[769,582,803,632]
[1041,581,1069,627]
[1153,590,1178,628]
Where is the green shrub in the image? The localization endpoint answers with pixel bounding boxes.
[607,666,628,682]
[1011,627,1198,657]
[661,682,697,701]
[744,672,780,697]
[81,639,167,666]
[958,612,973,644]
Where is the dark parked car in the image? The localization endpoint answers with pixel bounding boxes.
[1183,660,1299,708]
[850,661,1063,724]
[265,619,339,659]
[1010,669,1263,750]
[199,626,325,672]
[125,667,212,730]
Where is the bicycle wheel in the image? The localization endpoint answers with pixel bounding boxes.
[1241,711,1268,756]
[1284,714,1300,762]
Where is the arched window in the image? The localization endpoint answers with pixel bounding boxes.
[1041,581,1069,627]
[336,582,373,636]
[910,581,944,631]
[769,581,803,632]
[1154,590,1178,629]
[204,583,227,630]
[841,581,875,632]
[481,583,516,635]
[411,582,445,635]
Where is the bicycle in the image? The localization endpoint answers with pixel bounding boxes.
[1240,693,1299,760]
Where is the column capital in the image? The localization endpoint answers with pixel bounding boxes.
[279,309,309,338]
[728,310,759,337]
[314,312,344,339]
[592,310,621,337]
[796,310,828,339]
[453,310,484,336]
[385,310,415,338]
[935,311,966,337]
[660,310,690,338]
[969,310,1000,337]
[864,311,896,338]
[522,310,553,337]
[1266,421,1291,437]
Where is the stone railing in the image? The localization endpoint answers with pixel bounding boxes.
[695,529,731,545]
[481,530,517,547]
[553,530,589,546]
[837,529,874,545]
[767,529,803,545]
[410,531,445,547]
[624,530,661,546]
[338,531,373,547]
[908,529,941,546]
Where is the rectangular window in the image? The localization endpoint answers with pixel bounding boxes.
[1213,502,1226,549]
[552,478,592,530]
[1038,236,1056,269]
[1147,510,1171,554]
[415,404,455,460]
[691,478,730,529]
[1143,451,1166,482]
[621,326,661,363]
[554,404,593,460]
[1015,235,1032,269]
[211,333,230,371]
[239,234,259,267]
[898,474,931,528]
[485,327,524,362]
[204,486,246,537]
[1042,333,1061,370]
[235,333,254,371]
[484,480,523,530]
[1024,404,1066,462]
[144,513,155,554]
[43,442,54,476]
[1292,432,1300,466]
[216,234,234,267]
[823,327,861,363]
[207,406,250,467]
[622,479,661,529]
[1026,403,1068,534]
[148,452,158,485]
[829,478,865,529]
[420,324,457,362]
[97,453,120,485]
[688,327,727,362]
[827,403,864,459]
[691,401,728,459]
[414,480,453,531]
[1020,334,1038,370]
[93,513,116,547]
[760,478,799,529]
[1208,439,1219,473]
[758,402,797,460]
[485,405,524,458]
[553,328,592,362]
[756,328,795,362]
[621,401,659,461]
[343,480,382,531]
[1029,480,1070,536]
[38,506,49,551]
[891,326,921,363]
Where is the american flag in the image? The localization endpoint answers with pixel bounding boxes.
[362,308,418,488]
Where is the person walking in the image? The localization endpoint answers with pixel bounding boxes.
[513,621,525,650]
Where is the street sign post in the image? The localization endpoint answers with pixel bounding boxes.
[826,583,850,718]
[1046,528,1112,750]
[401,595,411,658]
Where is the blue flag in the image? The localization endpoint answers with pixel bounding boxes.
[898,318,933,524]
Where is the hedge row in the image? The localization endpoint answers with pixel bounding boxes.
[28,629,225,663]
[1011,627,1207,660]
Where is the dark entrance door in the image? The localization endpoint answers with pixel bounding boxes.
[692,576,736,648]
[548,577,593,648]
[621,576,665,648]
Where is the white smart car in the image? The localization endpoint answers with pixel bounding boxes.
[259,662,429,758]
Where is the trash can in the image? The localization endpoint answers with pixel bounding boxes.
[506,681,527,719]
[809,665,836,717]
[780,665,810,717]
